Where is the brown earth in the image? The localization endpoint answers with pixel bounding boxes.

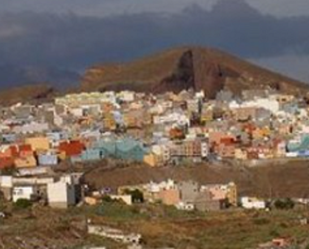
[84,160,309,198]
[81,46,309,98]
[0,84,56,106]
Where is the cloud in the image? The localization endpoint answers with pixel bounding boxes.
[0,0,309,83]
[0,0,215,16]
[1,0,309,17]
[246,0,309,17]
[0,24,25,39]
[251,54,309,83]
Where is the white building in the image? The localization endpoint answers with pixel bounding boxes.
[241,197,266,210]
[201,142,209,158]
[110,195,132,205]
[153,112,189,127]
[47,181,76,209]
[0,176,13,200]
[12,122,49,134]
[117,91,135,102]
[12,186,36,202]
[229,97,280,114]
[151,144,171,162]
[0,176,13,188]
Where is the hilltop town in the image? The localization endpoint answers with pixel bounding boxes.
[1,88,309,248]
[0,88,308,168]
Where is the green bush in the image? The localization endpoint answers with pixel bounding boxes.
[101,195,114,203]
[0,166,17,176]
[14,199,32,209]
[274,198,295,210]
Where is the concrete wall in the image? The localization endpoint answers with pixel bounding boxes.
[178,181,199,203]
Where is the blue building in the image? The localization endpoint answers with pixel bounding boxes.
[90,138,149,162]
[47,131,69,142]
[38,153,58,166]
[1,133,17,143]
[287,134,309,153]
[81,148,102,161]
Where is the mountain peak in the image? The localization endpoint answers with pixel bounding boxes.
[81,46,308,99]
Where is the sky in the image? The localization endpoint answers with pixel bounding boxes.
[0,0,309,86]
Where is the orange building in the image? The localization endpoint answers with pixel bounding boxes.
[14,156,37,168]
[169,128,185,140]
[144,153,160,167]
[158,188,180,206]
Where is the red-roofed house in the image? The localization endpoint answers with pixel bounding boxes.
[58,140,85,158]
[0,157,14,169]
[0,145,19,159]
[18,144,33,157]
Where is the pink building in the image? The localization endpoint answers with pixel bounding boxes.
[203,185,226,201]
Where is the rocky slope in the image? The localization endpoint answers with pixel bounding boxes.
[81,47,309,98]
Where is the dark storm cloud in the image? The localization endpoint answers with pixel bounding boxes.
[0,0,309,78]
[2,0,309,17]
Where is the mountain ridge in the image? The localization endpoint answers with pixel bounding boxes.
[81,46,309,98]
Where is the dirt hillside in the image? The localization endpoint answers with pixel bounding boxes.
[84,160,309,198]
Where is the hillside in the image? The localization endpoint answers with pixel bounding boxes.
[0,84,56,106]
[82,47,309,98]
[83,160,309,199]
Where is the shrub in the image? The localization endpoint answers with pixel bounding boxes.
[0,166,17,176]
[274,198,295,210]
[269,228,280,237]
[102,195,114,203]
[14,199,32,209]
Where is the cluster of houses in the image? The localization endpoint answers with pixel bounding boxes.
[0,167,268,212]
[0,172,82,208]
[116,179,238,211]
[0,89,309,170]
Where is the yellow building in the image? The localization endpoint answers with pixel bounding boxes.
[144,153,159,167]
[200,110,213,123]
[25,137,50,152]
[14,156,37,168]
[226,182,238,207]
[234,148,248,160]
[103,113,116,131]
[58,151,67,161]
[123,113,137,128]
